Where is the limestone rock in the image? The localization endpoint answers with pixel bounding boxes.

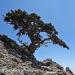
[0,35,74,75]
[66,67,74,75]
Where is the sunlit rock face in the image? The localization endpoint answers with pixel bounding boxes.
[0,35,74,75]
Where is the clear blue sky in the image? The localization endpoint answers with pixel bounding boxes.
[0,0,75,72]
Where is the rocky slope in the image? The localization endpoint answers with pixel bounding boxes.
[0,35,74,75]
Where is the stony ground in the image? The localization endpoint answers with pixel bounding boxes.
[0,35,74,75]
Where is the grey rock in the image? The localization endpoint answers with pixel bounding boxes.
[0,35,74,75]
[66,67,74,75]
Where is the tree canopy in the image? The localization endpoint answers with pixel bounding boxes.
[4,9,69,54]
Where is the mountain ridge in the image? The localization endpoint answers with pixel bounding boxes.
[0,34,74,75]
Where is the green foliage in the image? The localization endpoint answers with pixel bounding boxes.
[0,35,18,50]
[4,9,69,54]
